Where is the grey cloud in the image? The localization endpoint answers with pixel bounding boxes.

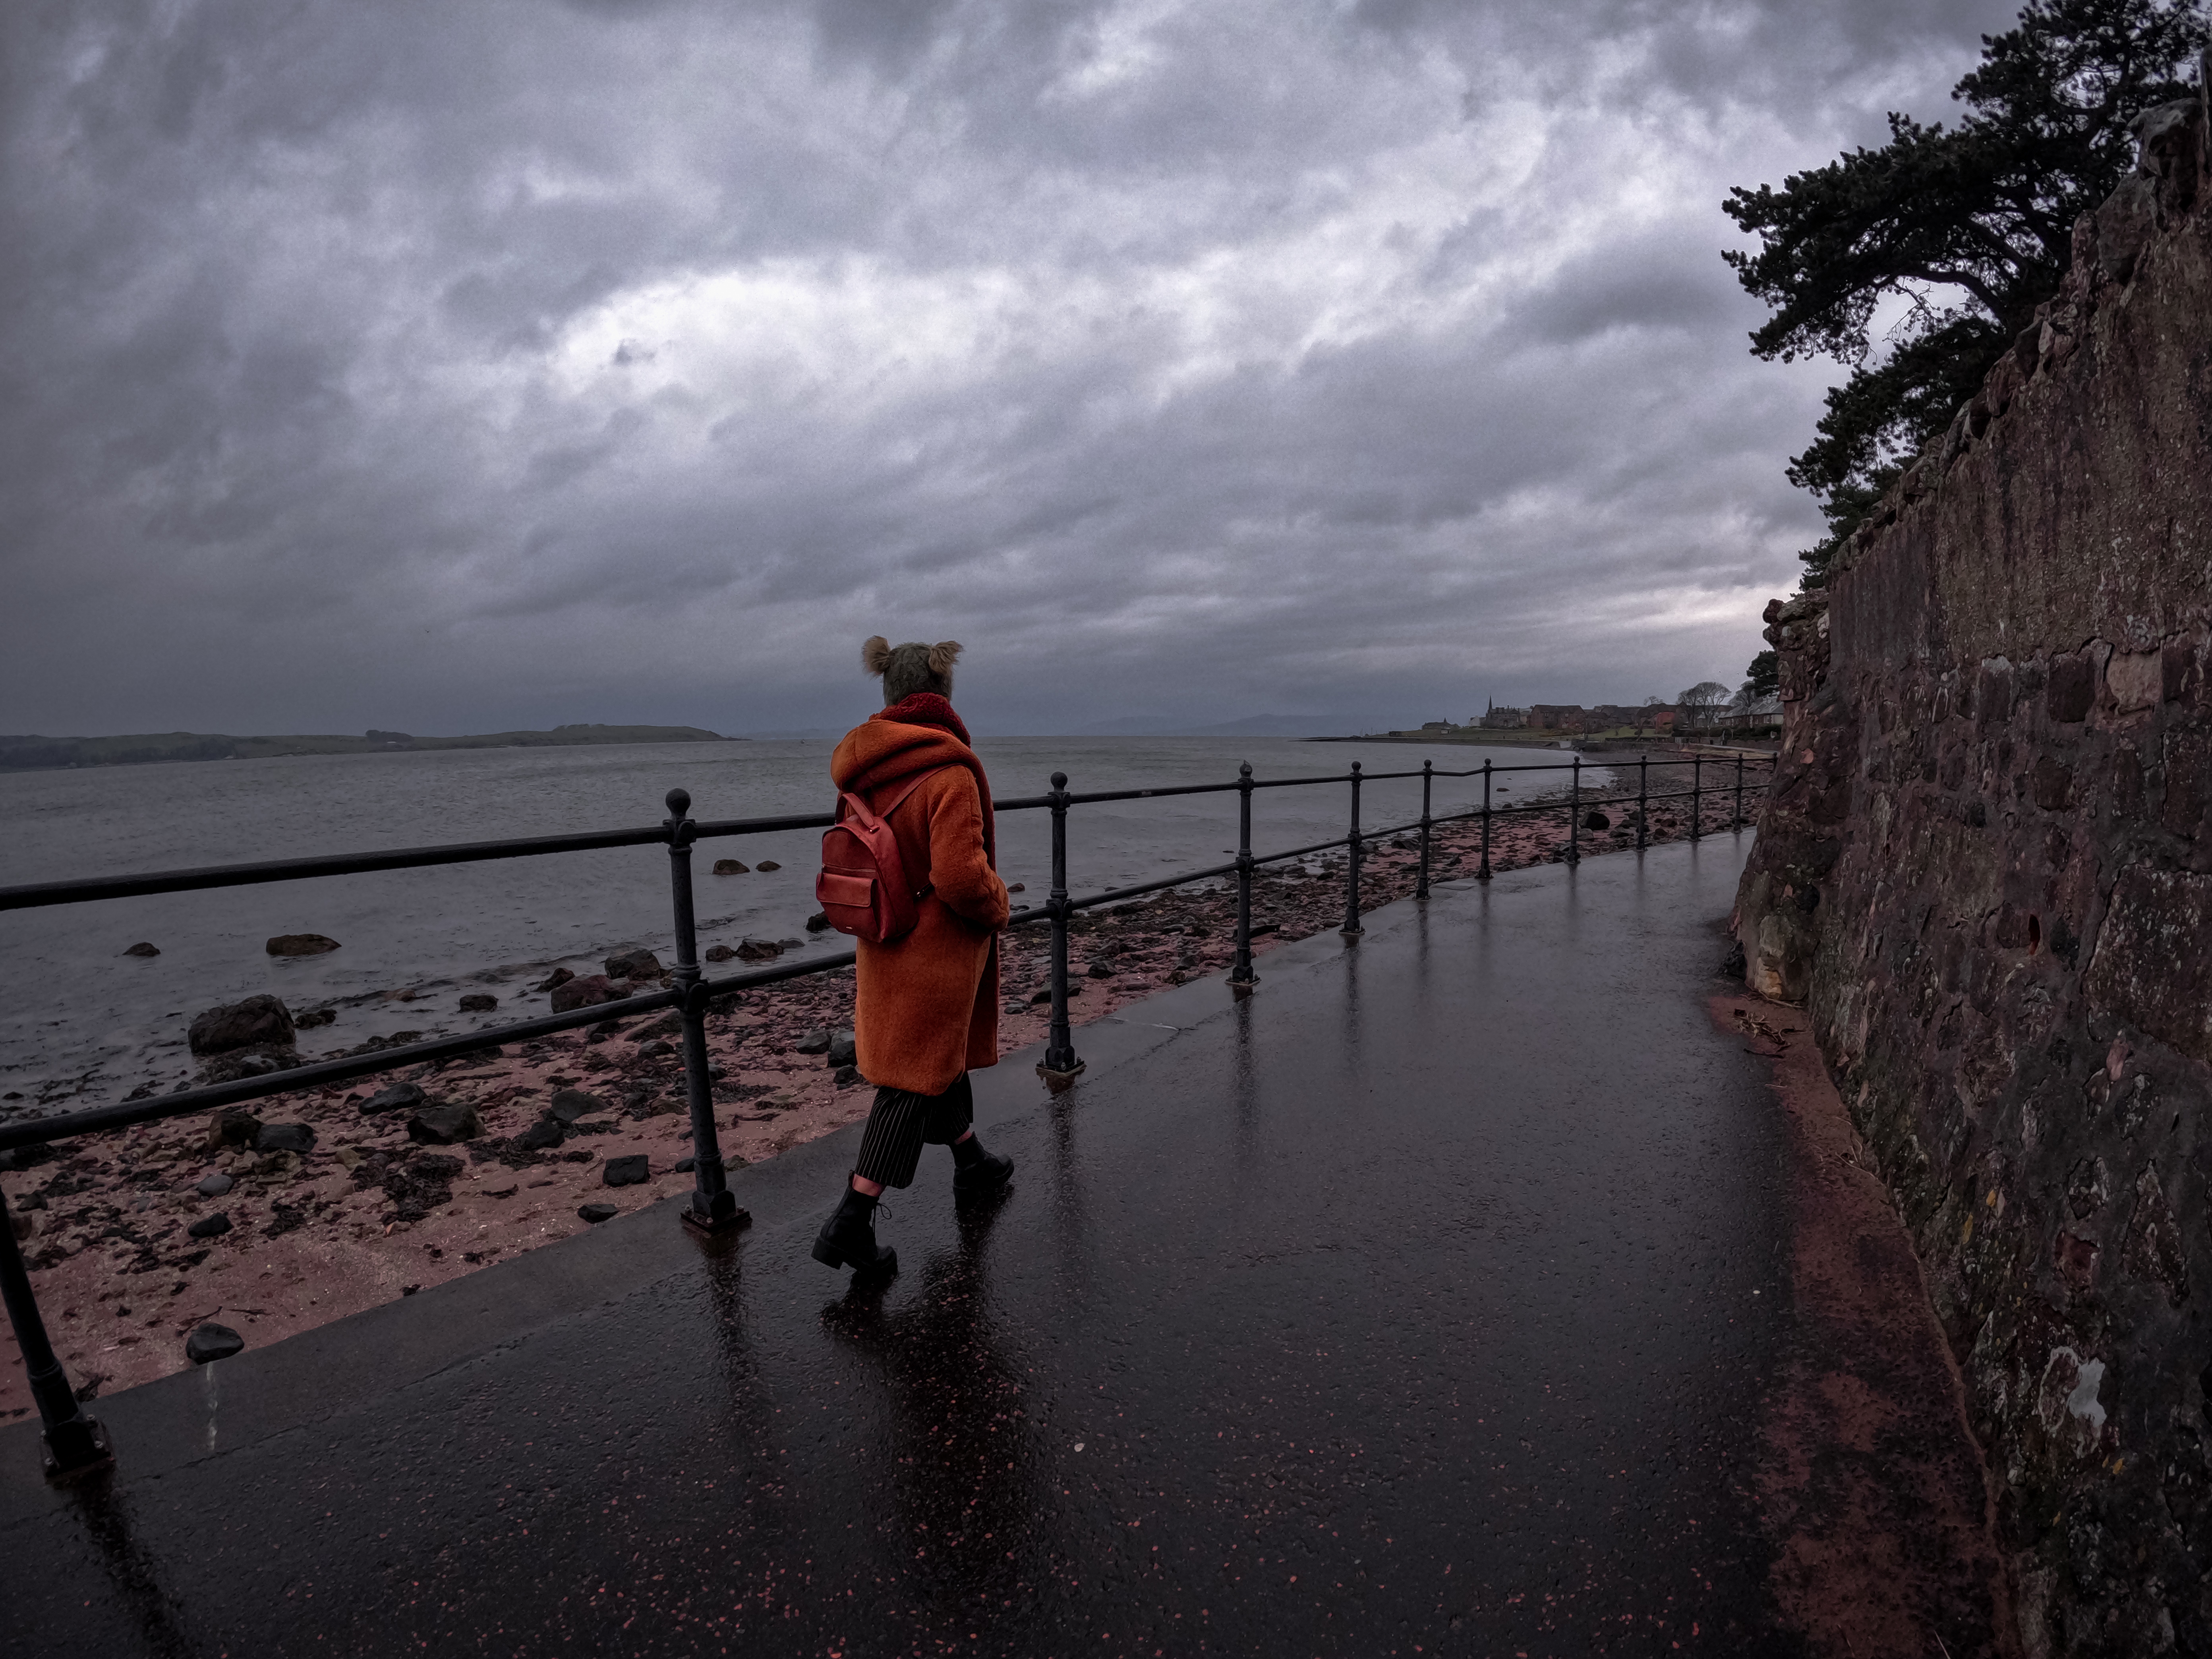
[1,0,2022,739]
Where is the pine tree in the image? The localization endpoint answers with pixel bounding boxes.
[1725,0,2209,580]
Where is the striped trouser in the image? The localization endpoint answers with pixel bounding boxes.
[852,1072,975,1189]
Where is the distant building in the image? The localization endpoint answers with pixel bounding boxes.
[1720,694,1782,732]
[1471,700,1690,733]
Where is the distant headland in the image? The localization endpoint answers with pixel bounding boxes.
[0,724,737,772]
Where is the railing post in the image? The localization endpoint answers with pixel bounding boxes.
[1734,752,1746,828]
[1340,762,1364,939]
[665,789,745,1236]
[1230,762,1257,993]
[1691,754,1703,841]
[1636,754,1648,851]
[1478,759,1493,882]
[1039,771,1084,1084]
[1414,760,1433,901]
[1567,755,1582,865]
[0,1187,111,1479]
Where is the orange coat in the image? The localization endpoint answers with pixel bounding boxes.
[831,713,1009,1094]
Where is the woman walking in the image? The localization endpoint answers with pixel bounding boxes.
[813,637,1014,1277]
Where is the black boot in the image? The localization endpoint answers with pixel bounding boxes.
[950,1133,1013,1197]
[812,1181,897,1275]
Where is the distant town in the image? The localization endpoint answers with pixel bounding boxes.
[1352,689,1783,745]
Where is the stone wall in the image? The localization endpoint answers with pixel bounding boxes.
[1734,77,2212,1657]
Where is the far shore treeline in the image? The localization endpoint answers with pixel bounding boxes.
[0,724,734,773]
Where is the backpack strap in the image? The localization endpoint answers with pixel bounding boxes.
[841,767,937,827]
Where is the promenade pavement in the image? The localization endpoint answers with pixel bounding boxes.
[6,835,1844,1655]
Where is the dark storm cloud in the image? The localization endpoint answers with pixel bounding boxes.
[1,0,2022,737]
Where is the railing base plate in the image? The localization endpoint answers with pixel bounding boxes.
[1229,978,1258,999]
[1338,927,1365,942]
[1035,1062,1086,1092]
[681,1205,752,1239]
[42,1417,112,1483]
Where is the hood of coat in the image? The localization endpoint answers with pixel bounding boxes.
[831,710,997,857]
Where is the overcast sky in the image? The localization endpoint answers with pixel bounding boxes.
[2,0,2021,737]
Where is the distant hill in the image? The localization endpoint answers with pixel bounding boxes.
[0,724,735,772]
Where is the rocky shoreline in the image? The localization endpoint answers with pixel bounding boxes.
[3,786,1740,1416]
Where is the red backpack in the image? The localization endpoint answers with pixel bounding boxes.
[816,770,941,943]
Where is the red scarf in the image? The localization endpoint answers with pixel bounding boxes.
[878,691,972,747]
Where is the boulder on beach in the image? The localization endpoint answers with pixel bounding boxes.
[186,1323,244,1365]
[712,859,749,875]
[405,1102,482,1145]
[735,938,785,962]
[826,1030,857,1068]
[294,1006,336,1029]
[704,944,737,962]
[209,1112,262,1148]
[1584,810,1612,831]
[458,992,498,1012]
[187,1211,232,1239]
[605,947,663,981]
[804,911,831,932]
[795,1027,831,1055]
[189,994,295,1056]
[754,860,781,872]
[536,967,576,993]
[630,1013,683,1042]
[122,941,160,957]
[195,1172,233,1197]
[266,933,341,957]
[360,1081,425,1116]
[550,974,623,1014]
[549,1087,602,1124]
[603,1154,650,1187]
[253,1122,315,1154]
[833,1065,864,1088]
[517,1118,566,1151]
[578,1203,619,1223]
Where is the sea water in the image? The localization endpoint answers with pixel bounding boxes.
[0,735,1591,1121]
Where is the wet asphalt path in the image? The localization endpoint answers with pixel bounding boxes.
[2,835,1798,1657]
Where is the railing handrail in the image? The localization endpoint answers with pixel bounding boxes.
[0,748,1771,1478]
[0,768,1762,1152]
[0,753,1763,914]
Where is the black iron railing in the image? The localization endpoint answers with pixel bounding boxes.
[0,747,1769,1477]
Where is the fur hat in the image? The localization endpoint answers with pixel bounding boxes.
[863,636,962,702]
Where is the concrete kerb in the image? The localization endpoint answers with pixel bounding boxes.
[0,833,1749,1522]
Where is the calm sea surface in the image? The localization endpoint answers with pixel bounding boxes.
[0,735,1589,1121]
